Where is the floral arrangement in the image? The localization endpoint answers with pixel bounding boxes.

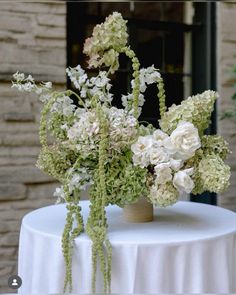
[12,12,231,294]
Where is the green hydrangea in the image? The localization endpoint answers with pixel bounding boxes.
[83,12,128,72]
[159,90,218,135]
[148,182,179,207]
[201,135,230,160]
[192,154,231,194]
[90,151,148,207]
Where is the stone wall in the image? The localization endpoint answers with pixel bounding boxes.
[217,2,236,211]
[0,2,66,292]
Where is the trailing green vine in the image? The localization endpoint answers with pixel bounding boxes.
[157,77,167,118]
[86,104,112,293]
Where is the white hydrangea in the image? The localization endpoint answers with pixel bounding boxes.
[106,107,138,151]
[67,110,99,153]
[148,182,179,207]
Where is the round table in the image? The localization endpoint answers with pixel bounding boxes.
[18,201,236,293]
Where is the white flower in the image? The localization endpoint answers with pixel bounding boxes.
[148,182,179,207]
[164,121,201,160]
[154,162,172,184]
[150,147,169,165]
[35,88,43,95]
[131,135,153,156]
[43,82,52,89]
[170,158,183,171]
[121,93,145,109]
[67,110,100,153]
[67,122,81,140]
[152,129,168,147]
[51,95,76,116]
[132,153,150,168]
[26,74,34,82]
[69,174,81,192]
[153,129,168,141]
[23,82,34,92]
[173,168,195,193]
[13,71,25,81]
[53,186,66,204]
[90,71,109,88]
[141,65,161,85]
[131,65,161,94]
[39,93,51,103]
[66,65,88,90]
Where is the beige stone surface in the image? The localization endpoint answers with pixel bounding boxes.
[217,2,236,211]
[0,2,66,292]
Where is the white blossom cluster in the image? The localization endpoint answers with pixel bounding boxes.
[66,65,113,104]
[51,95,76,116]
[53,186,66,204]
[11,71,52,102]
[53,167,93,203]
[67,167,94,193]
[105,107,138,151]
[66,109,100,153]
[122,65,161,115]
[131,121,201,205]
[66,106,138,154]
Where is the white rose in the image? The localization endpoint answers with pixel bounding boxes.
[164,121,201,160]
[150,147,169,165]
[173,168,195,193]
[170,158,183,171]
[131,135,153,156]
[132,153,150,168]
[154,163,172,184]
[152,129,168,147]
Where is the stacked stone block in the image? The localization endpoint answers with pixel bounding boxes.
[217,2,236,211]
[0,2,66,292]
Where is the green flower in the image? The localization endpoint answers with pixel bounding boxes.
[83,12,128,72]
[192,154,231,194]
[90,151,148,207]
[201,135,230,160]
[148,182,179,207]
[159,90,218,135]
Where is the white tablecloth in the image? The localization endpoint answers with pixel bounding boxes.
[18,201,236,294]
